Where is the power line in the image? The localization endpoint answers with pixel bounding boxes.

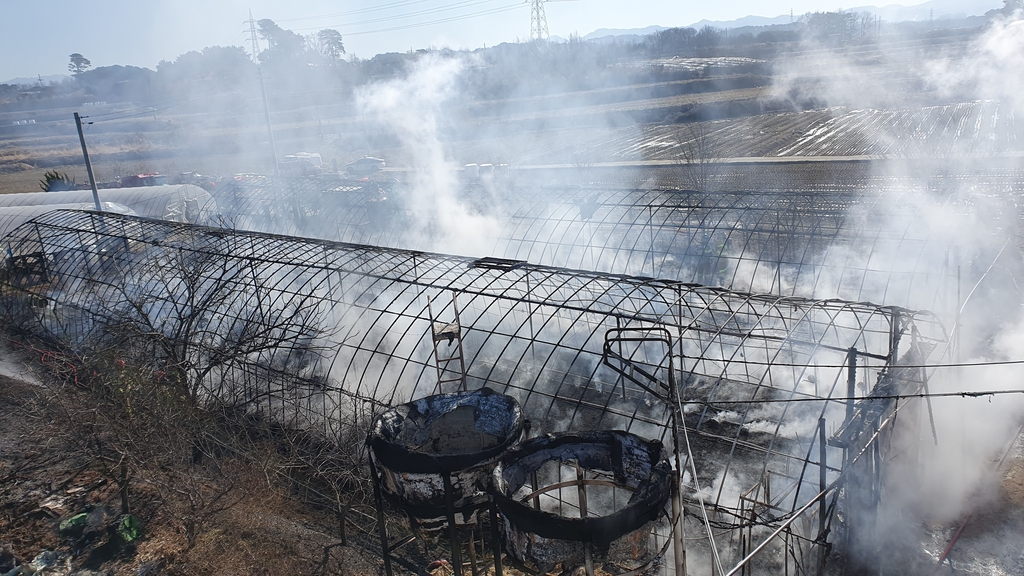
[691,388,1024,405]
[677,356,1024,370]
[285,0,511,32]
[331,4,524,37]
[274,0,436,23]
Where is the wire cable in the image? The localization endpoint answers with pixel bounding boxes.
[678,356,1024,370]
[286,0,509,31]
[689,388,1024,405]
[675,391,725,574]
[275,0,435,22]
[305,3,524,36]
[335,3,524,36]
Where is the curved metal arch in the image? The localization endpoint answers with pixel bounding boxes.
[208,180,1002,319]
[1,210,949,553]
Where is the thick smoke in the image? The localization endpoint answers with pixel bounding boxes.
[928,15,1024,107]
[356,54,502,257]
[771,12,1024,571]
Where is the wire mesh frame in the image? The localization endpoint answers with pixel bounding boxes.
[207,179,1010,316]
[0,210,947,572]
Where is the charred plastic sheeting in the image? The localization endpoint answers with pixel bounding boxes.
[368,388,524,518]
[493,431,672,573]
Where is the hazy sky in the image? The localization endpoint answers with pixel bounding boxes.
[0,0,987,81]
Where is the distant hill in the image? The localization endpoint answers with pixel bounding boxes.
[689,15,794,30]
[583,26,667,41]
[581,0,1003,43]
[2,74,69,86]
[845,0,1002,21]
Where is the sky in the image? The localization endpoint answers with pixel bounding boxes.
[0,0,1000,82]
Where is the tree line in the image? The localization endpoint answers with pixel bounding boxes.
[0,9,992,111]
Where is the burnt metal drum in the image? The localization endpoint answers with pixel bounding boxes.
[368,387,524,518]
[492,431,672,573]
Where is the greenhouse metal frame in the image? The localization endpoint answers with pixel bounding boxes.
[0,208,948,574]
[210,178,1012,316]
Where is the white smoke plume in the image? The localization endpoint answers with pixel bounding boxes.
[356,54,501,257]
[767,12,1024,571]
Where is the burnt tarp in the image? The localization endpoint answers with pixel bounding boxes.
[368,387,523,517]
[492,431,672,572]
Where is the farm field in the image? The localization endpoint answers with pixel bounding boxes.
[3,16,1024,576]
[453,100,1024,167]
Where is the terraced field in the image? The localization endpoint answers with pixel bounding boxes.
[455,100,1023,167]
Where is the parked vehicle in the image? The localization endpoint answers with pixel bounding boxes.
[280,152,323,177]
[345,156,385,176]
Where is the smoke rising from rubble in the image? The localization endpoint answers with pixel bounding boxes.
[770,12,1024,571]
[356,55,501,257]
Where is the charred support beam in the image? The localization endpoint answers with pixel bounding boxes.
[818,418,827,575]
[467,525,478,575]
[443,473,464,576]
[575,462,594,576]
[370,459,395,576]
[890,310,901,363]
[846,348,857,425]
[671,482,686,576]
[818,418,827,536]
[489,503,504,576]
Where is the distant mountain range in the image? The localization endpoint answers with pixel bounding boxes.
[2,74,68,86]
[583,0,1003,41]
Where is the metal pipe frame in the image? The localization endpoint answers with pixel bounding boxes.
[0,209,949,574]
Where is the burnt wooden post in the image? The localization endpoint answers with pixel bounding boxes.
[890,310,901,363]
[489,503,504,576]
[818,417,828,574]
[369,459,394,576]
[443,473,464,576]
[818,418,827,537]
[846,348,857,425]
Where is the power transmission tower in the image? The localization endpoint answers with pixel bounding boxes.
[528,0,549,41]
[247,10,279,175]
[247,10,261,64]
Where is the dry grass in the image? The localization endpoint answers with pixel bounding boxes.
[1003,458,1024,507]
[0,370,380,575]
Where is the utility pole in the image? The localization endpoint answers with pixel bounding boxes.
[73,112,102,211]
[528,0,549,41]
[248,10,279,176]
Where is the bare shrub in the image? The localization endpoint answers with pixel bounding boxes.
[80,229,335,406]
[674,122,722,191]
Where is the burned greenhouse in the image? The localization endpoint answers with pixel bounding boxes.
[208,176,1017,316]
[0,207,952,575]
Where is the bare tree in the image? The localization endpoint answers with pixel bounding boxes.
[19,234,339,545]
[278,402,376,547]
[38,343,196,516]
[3,228,359,551]
[89,231,336,406]
[674,122,722,191]
[568,134,596,186]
